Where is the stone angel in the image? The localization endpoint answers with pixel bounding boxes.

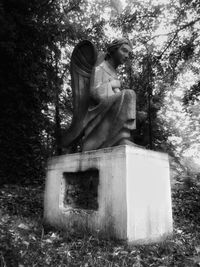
[62,38,137,152]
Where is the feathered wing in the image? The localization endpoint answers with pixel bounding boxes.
[62,40,97,148]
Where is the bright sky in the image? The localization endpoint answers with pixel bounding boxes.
[104,0,173,47]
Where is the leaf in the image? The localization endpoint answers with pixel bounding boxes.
[18,223,30,230]
[44,238,53,243]
[22,241,29,246]
[195,246,200,254]
[188,256,200,265]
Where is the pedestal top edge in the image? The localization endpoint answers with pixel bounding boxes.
[47,145,169,165]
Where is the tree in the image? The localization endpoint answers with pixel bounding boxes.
[1,0,200,184]
[0,0,109,184]
[0,0,66,184]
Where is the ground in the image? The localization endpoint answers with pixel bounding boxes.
[1,182,200,267]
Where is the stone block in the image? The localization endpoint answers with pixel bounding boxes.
[44,145,173,244]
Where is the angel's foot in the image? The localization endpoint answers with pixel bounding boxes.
[117,139,142,148]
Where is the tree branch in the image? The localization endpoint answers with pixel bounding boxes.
[159,17,200,58]
[62,0,82,15]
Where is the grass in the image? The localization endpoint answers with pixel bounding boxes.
[1,182,200,266]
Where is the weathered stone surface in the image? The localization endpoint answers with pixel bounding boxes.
[44,145,173,244]
[62,39,137,152]
[63,170,99,210]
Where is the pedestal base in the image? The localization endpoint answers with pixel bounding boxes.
[44,145,173,244]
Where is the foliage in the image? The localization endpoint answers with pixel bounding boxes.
[0,2,200,266]
[0,0,200,183]
[0,0,63,184]
[1,183,200,266]
[183,81,200,107]
[173,179,200,230]
[107,0,200,156]
[0,0,112,184]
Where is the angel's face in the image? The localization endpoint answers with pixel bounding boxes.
[113,44,132,66]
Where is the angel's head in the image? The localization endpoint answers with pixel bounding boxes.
[105,38,132,67]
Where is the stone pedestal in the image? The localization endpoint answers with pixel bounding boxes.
[44,145,173,244]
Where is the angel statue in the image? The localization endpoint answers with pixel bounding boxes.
[62,38,137,152]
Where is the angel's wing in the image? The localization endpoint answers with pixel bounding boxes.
[62,40,97,149]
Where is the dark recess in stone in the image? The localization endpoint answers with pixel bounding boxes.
[63,169,99,210]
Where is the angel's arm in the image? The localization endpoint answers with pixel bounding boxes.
[90,66,114,101]
[91,66,122,101]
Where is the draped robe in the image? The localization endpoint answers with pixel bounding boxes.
[82,60,136,151]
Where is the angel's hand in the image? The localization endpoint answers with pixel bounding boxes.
[113,88,121,93]
[110,79,121,89]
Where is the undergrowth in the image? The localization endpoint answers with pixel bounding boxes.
[1,181,200,266]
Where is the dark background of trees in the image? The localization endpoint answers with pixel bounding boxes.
[0,0,199,185]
